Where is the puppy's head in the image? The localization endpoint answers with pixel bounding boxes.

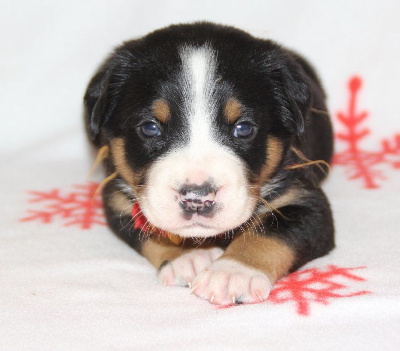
[84,23,310,238]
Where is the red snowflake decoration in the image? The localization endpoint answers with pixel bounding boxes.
[268,265,371,316]
[334,76,400,188]
[20,182,106,229]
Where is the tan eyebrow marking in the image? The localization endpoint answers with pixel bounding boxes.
[152,99,171,124]
[224,98,242,124]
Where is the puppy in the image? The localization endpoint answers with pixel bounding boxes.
[84,22,334,306]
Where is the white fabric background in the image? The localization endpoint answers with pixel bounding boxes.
[1,0,399,350]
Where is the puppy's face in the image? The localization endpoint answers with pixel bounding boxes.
[84,24,310,238]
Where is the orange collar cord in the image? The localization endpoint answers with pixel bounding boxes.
[88,145,182,245]
[285,147,331,175]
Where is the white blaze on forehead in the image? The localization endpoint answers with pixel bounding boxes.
[180,46,217,151]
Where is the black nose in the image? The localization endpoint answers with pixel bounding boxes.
[178,183,217,216]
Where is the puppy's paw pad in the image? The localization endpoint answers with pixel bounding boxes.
[191,259,272,305]
[158,247,224,287]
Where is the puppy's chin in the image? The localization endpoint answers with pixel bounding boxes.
[168,225,223,238]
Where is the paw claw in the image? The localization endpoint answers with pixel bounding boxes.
[191,259,272,306]
[158,248,224,287]
[190,284,198,293]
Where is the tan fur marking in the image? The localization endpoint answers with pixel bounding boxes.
[269,188,301,209]
[109,191,132,216]
[152,99,171,124]
[256,188,302,219]
[142,237,189,269]
[259,137,283,184]
[110,138,143,188]
[224,98,242,123]
[249,137,283,199]
[222,234,295,284]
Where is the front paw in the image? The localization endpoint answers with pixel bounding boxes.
[191,259,272,305]
[158,247,224,287]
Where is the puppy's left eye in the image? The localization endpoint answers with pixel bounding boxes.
[139,123,162,137]
[233,122,255,138]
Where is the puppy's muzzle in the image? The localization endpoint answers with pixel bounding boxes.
[178,183,217,217]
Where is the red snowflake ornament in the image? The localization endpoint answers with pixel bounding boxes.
[20,182,106,229]
[268,265,371,316]
[334,76,400,188]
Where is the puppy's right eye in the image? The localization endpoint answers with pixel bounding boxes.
[233,122,256,138]
[139,123,162,137]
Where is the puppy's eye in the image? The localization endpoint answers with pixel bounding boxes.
[139,123,161,137]
[233,122,255,138]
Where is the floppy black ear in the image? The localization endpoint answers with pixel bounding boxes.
[83,45,135,145]
[83,61,113,144]
[274,58,311,135]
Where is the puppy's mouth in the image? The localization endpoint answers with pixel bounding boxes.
[185,222,213,228]
[159,220,223,237]
[132,201,221,237]
[179,221,219,231]
[167,224,223,238]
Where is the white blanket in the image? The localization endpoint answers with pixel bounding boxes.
[1,0,399,349]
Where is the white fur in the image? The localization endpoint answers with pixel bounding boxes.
[191,258,273,305]
[181,46,217,155]
[139,46,257,238]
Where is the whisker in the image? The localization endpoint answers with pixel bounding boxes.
[246,215,258,237]
[121,216,134,231]
[252,212,266,235]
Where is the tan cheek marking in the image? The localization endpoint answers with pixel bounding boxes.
[110,138,147,192]
[142,237,190,269]
[222,234,295,284]
[110,138,135,185]
[249,137,283,199]
[109,191,133,216]
[224,98,242,124]
[259,137,283,184]
[152,99,171,124]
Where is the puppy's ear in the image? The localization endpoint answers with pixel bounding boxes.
[83,60,113,144]
[84,48,133,144]
[274,58,311,135]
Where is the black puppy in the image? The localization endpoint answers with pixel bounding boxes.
[84,22,334,305]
